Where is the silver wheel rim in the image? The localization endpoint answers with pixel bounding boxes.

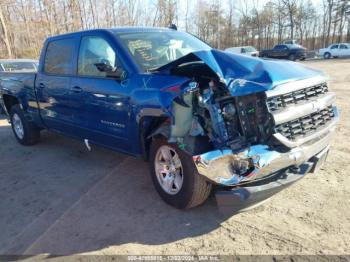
[154,145,184,195]
[13,113,24,139]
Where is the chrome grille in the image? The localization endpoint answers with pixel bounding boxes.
[275,106,335,140]
[267,83,328,111]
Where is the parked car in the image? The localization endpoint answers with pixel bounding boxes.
[0,59,38,72]
[225,46,259,57]
[0,28,338,210]
[259,44,306,61]
[319,43,350,59]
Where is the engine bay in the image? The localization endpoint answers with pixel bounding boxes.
[168,62,274,155]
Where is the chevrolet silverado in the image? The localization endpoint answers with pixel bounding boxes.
[0,28,339,210]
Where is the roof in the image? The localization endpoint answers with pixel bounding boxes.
[46,27,175,40]
[109,27,175,33]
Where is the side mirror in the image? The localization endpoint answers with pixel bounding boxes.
[94,62,114,73]
[94,62,126,80]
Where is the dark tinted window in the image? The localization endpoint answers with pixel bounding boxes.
[330,45,339,49]
[274,45,287,50]
[44,38,75,75]
[340,44,348,49]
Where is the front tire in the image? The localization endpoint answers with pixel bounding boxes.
[149,137,212,209]
[10,105,40,145]
[324,52,331,59]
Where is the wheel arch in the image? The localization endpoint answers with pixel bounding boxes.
[2,94,20,115]
[138,114,171,161]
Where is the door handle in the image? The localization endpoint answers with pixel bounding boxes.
[38,83,45,88]
[71,86,83,93]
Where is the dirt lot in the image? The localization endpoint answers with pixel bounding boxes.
[0,59,349,257]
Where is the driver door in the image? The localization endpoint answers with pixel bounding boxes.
[271,45,282,57]
[280,45,290,57]
[70,35,131,151]
[330,44,339,56]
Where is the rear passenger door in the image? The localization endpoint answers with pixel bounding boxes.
[35,37,79,134]
[339,44,350,56]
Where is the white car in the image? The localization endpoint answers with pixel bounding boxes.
[319,43,350,59]
[225,46,259,57]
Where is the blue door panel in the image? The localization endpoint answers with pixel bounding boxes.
[69,77,131,151]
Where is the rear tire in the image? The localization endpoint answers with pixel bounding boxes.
[288,54,296,61]
[10,105,40,145]
[149,137,212,209]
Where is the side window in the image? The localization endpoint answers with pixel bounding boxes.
[330,45,339,49]
[340,44,348,49]
[44,38,75,75]
[78,36,118,77]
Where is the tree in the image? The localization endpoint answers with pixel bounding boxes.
[0,4,12,58]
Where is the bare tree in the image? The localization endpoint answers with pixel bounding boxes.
[0,4,12,58]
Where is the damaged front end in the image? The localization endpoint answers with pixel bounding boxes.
[155,50,339,210]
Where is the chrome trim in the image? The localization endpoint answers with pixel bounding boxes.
[266,75,328,98]
[194,129,334,186]
[273,106,339,148]
[272,92,336,125]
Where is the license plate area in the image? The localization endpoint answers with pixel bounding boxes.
[309,147,329,174]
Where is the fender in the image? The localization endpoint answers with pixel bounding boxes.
[0,72,43,126]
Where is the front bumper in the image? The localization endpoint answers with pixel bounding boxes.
[215,146,329,212]
[193,112,337,187]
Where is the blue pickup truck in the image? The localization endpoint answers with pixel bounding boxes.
[0,27,339,210]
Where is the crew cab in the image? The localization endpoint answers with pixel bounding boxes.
[319,43,350,59]
[259,44,306,61]
[0,28,338,210]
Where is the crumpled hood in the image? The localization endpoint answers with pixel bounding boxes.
[157,49,326,96]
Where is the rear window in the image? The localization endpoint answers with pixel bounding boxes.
[274,45,287,50]
[44,38,75,75]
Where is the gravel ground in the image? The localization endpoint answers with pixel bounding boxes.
[0,59,349,257]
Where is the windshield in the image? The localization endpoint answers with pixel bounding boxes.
[1,62,37,72]
[244,46,256,52]
[115,31,211,71]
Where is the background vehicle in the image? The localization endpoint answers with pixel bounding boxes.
[0,28,338,210]
[319,43,350,59]
[259,44,306,61]
[225,46,259,57]
[0,59,38,72]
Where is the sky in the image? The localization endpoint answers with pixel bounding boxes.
[174,0,325,30]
